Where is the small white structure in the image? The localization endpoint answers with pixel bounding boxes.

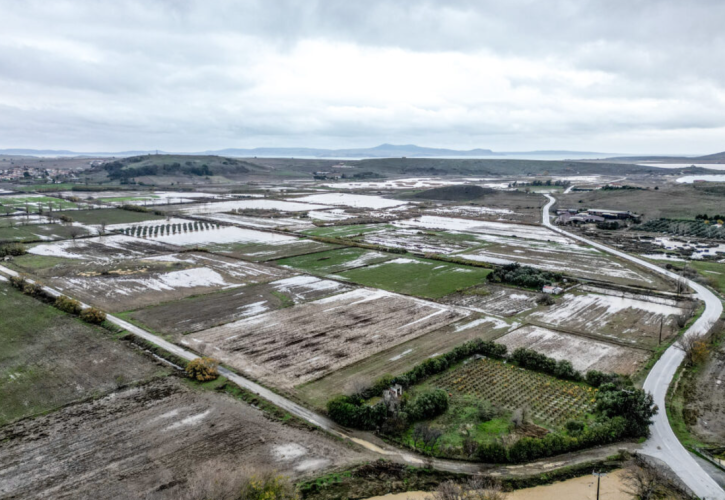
[383,384,403,409]
[542,285,563,295]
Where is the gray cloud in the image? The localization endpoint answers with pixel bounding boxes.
[0,0,723,153]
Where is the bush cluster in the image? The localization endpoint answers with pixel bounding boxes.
[80,307,107,324]
[186,357,220,382]
[0,243,26,258]
[511,348,580,381]
[487,263,562,289]
[55,295,83,315]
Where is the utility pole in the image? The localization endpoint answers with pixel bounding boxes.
[592,471,607,500]
[659,317,664,345]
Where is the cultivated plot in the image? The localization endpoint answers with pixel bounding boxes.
[441,285,539,317]
[0,282,163,425]
[188,288,468,388]
[296,314,513,408]
[56,208,165,226]
[526,290,687,347]
[336,256,492,299]
[122,275,353,336]
[200,212,315,231]
[28,234,178,262]
[276,247,396,276]
[0,219,91,243]
[166,199,329,215]
[0,378,366,499]
[131,224,338,261]
[45,252,289,312]
[496,325,650,375]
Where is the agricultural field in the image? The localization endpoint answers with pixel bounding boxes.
[276,247,396,276]
[421,190,546,224]
[124,275,352,336]
[127,223,339,261]
[336,257,492,299]
[0,218,91,242]
[55,207,165,225]
[166,198,329,215]
[416,357,595,449]
[187,288,468,389]
[441,285,539,317]
[37,252,290,313]
[296,314,513,409]
[201,212,315,231]
[0,378,368,499]
[496,325,650,375]
[0,281,165,425]
[27,234,179,262]
[0,194,79,212]
[525,289,688,348]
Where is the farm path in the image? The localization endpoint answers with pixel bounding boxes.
[543,194,725,500]
[0,263,635,478]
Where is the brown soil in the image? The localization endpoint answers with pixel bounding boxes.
[190,289,466,388]
[684,347,725,445]
[0,378,368,500]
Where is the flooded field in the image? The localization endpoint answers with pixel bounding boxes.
[188,288,467,388]
[497,325,650,375]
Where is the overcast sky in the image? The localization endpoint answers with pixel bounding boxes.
[1,0,724,154]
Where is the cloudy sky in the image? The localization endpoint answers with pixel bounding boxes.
[1,0,724,154]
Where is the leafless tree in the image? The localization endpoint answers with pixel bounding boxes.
[344,377,372,398]
[431,478,507,500]
[462,437,478,458]
[99,220,108,236]
[68,226,83,244]
[620,457,677,500]
[419,424,443,453]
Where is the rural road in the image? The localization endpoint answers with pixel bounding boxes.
[0,262,635,479]
[543,194,725,500]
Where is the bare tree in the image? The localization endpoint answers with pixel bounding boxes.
[462,437,478,458]
[68,226,83,244]
[432,478,507,500]
[620,457,674,500]
[99,220,108,236]
[418,424,443,454]
[344,377,372,398]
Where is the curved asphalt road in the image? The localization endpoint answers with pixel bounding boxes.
[543,194,725,500]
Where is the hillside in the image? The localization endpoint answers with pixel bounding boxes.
[100,154,257,182]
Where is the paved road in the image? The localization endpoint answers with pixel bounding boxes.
[543,194,725,499]
[0,263,638,477]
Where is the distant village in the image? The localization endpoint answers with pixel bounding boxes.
[0,164,80,183]
[555,208,640,225]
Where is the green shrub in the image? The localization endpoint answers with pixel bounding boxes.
[185,357,220,382]
[0,243,26,257]
[406,389,449,422]
[326,395,387,430]
[487,263,562,289]
[55,295,82,315]
[80,307,107,324]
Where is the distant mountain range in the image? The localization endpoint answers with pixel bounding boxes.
[0,144,622,159]
[1,143,722,161]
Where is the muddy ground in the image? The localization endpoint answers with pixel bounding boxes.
[189,288,467,388]
[441,285,539,317]
[28,234,180,262]
[38,252,291,313]
[127,275,352,336]
[497,325,650,375]
[0,378,369,500]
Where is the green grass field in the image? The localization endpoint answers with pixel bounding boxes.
[98,195,160,203]
[0,282,164,424]
[275,247,395,275]
[689,260,725,295]
[55,208,164,225]
[0,195,78,211]
[302,224,393,239]
[337,256,491,298]
[0,222,91,243]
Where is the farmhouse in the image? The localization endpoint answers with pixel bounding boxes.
[542,285,563,295]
